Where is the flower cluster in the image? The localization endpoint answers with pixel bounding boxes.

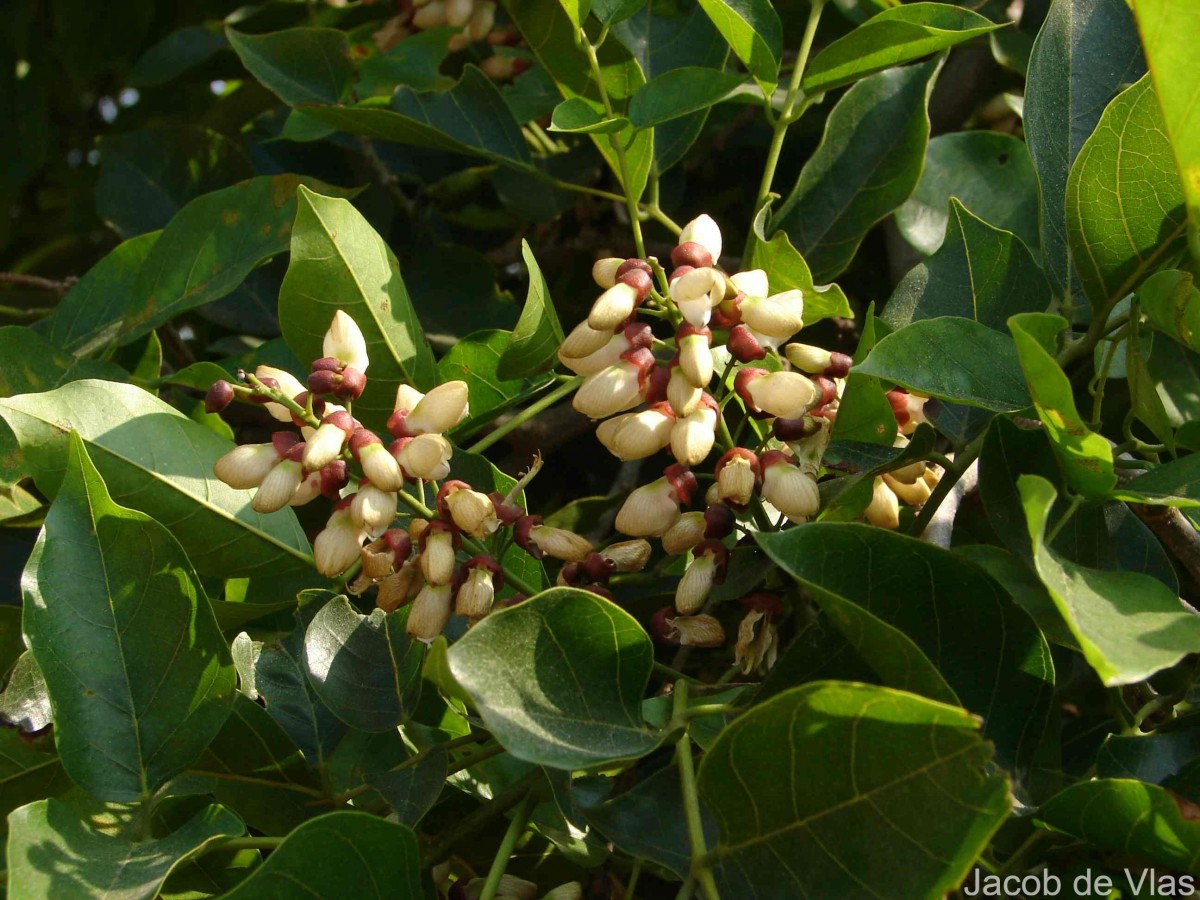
[372,0,528,80]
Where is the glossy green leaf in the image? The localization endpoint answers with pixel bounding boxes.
[695,0,781,87]
[884,199,1050,330]
[698,683,1010,898]
[0,730,69,836]
[1066,75,1187,310]
[747,205,853,323]
[1038,779,1200,875]
[21,434,235,801]
[6,795,244,900]
[279,186,438,427]
[1009,312,1116,496]
[221,812,421,899]
[0,651,52,733]
[440,329,554,432]
[1133,0,1200,261]
[803,3,1002,95]
[366,745,448,826]
[895,131,1041,255]
[357,28,454,97]
[226,27,353,105]
[774,60,938,282]
[628,67,743,129]
[954,544,1079,650]
[1139,268,1200,352]
[0,380,312,578]
[448,588,661,769]
[95,125,252,238]
[0,325,126,411]
[1021,474,1200,685]
[549,97,628,133]
[1025,0,1146,295]
[1113,454,1200,507]
[303,597,425,732]
[497,241,565,380]
[1097,730,1200,787]
[857,316,1030,410]
[829,306,896,444]
[758,524,1054,768]
[555,0,591,31]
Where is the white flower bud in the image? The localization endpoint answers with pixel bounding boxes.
[396,433,453,481]
[679,214,722,264]
[256,365,307,423]
[923,464,944,490]
[351,484,398,535]
[446,488,500,538]
[615,477,681,537]
[741,290,804,339]
[884,472,933,506]
[678,332,713,388]
[729,268,769,299]
[596,407,673,460]
[601,539,652,572]
[670,406,717,467]
[420,529,457,585]
[407,381,470,434]
[289,470,323,507]
[560,319,612,358]
[573,362,645,419]
[359,442,405,491]
[667,367,702,417]
[675,553,717,614]
[761,460,820,522]
[323,310,370,372]
[407,583,453,643]
[412,0,448,28]
[666,613,725,647]
[529,525,592,562]
[669,268,723,328]
[394,384,425,415]
[465,1,495,40]
[705,482,721,506]
[456,566,496,618]
[785,342,833,374]
[745,371,819,419]
[314,507,364,576]
[661,511,706,555]
[214,443,279,489]
[588,283,640,331]
[444,0,473,26]
[717,456,757,507]
[866,477,901,529]
[591,257,624,289]
[302,421,350,471]
[559,332,628,376]
[540,883,584,900]
[253,459,303,513]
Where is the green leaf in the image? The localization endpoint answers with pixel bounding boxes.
[1127,322,1176,449]
[497,241,565,380]
[884,200,1051,331]
[1008,312,1117,496]
[95,125,253,238]
[1025,0,1146,295]
[895,131,1041,256]
[448,587,662,769]
[6,795,244,900]
[116,175,352,347]
[127,24,229,87]
[279,186,438,427]
[440,330,554,432]
[698,682,1010,897]
[758,524,1053,768]
[1066,75,1187,311]
[830,305,896,444]
[1038,779,1200,875]
[221,812,421,899]
[803,3,1002,95]
[1132,0,1200,262]
[21,433,236,801]
[1139,268,1200,353]
[773,60,938,282]
[226,27,354,106]
[555,0,592,31]
[694,0,781,88]
[0,730,69,838]
[1020,474,1200,685]
[549,97,629,133]
[357,28,455,97]
[628,67,744,129]
[0,380,312,577]
[747,205,853,323]
[303,597,425,732]
[856,316,1030,410]
[366,744,448,827]
[1113,454,1200,507]
[0,651,52,733]
[1098,731,1200,787]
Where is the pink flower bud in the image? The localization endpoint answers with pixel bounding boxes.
[419,525,459,585]
[741,290,804,339]
[314,504,365,575]
[619,266,653,300]
[615,258,653,280]
[601,539,651,572]
[661,510,706,555]
[333,366,367,401]
[256,366,307,423]
[704,503,735,539]
[588,283,641,331]
[351,482,398,535]
[760,452,820,522]
[572,351,652,420]
[592,257,624,289]
[253,458,303,513]
[316,459,348,499]
[214,443,279,489]
[773,415,822,442]
[670,403,717,467]
[643,364,670,405]
[302,411,356,471]
[595,405,674,460]
[323,310,370,372]
[560,320,613,358]
[678,214,722,264]
[866,477,901,529]
[407,583,453,642]
[676,324,713,388]
[393,433,453,481]
[727,324,766,362]
[529,524,593,562]
[205,380,234,413]
[667,613,725,647]
[670,241,713,270]
[737,369,819,419]
[667,365,702,417]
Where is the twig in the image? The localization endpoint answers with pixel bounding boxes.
[420,769,543,871]
[0,272,77,296]
[478,793,534,900]
[1130,504,1200,601]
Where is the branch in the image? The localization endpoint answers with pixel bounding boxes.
[1130,503,1200,603]
[0,272,76,296]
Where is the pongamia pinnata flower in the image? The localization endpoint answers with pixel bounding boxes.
[559,323,652,376]
[678,213,722,264]
[884,472,932,506]
[736,607,779,674]
[666,613,725,647]
[715,448,760,508]
[667,365,703,417]
[455,556,503,618]
[614,464,697,537]
[350,482,398,535]
[407,582,453,642]
[588,282,641,331]
[345,429,404,492]
[377,561,423,613]
[736,368,820,419]
[595,403,674,460]
[661,510,706,555]
[785,342,852,378]
[676,324,714,388]
[253,456,304,513]
[524,523,592,562]
[601,539,652,572]
[323,310,370,373]
[314,502,365,575]
[669,267,725,328]
[255,365,307,423]
[670,403,717,467]
[214,443,280,490]
[760,450,821,522]
[444,485,500,538]
[572,349,653,420]
[866,477,901,529]
[741,289,804,340]
[465,1,496,40]
[591,257,623,289]
[444,0,473,26]
[729,268,769,299]
[675,539,728,614]
[360,530,412,579]
[560,319,612,359]
[419,524,458,585]
[394,433,452,481]
[302,410,356,471]
[389,381,470,437]
[412,0,447,27]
